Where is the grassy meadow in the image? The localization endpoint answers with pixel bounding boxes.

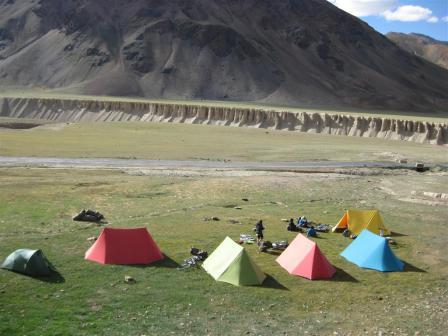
[0,167,447,335]
[1,121,447,164]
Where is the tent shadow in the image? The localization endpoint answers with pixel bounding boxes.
[390,231,408,237]
[21,269,65,283]
[128,255,179,269]
[329,267,359,283]
[263,250,282,256]
[261,274,289,290]
[403,261,426,273]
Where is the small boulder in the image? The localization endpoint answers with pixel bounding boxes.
[124,276,136,284]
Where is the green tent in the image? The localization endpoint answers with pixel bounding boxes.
[202,237,266,286]
[1,249,54,276]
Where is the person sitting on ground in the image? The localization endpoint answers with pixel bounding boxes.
[287,218,296,231]
[307,226,317,237]
[254,220,265,245]
[298,216,308,228]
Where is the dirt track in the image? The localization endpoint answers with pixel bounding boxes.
[0,156,443,170]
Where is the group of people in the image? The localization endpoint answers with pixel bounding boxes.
[286,217,317,236]
[253,215,317,248]
[287,216,309,231]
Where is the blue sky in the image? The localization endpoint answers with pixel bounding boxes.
[329,0,448,41]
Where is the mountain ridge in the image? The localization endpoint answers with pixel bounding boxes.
[387,32,448,71]
[1,0,448,112]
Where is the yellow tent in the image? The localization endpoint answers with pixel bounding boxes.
[332,209,390,236]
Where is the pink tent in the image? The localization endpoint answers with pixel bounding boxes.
[276,234,336,280]
[85,227,164,265]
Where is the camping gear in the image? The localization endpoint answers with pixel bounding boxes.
[340,229,404,272]
[1,249,54,276]
[315,224,331,232]
[202,237,266,286]
[239,234,255,244]
[190,247,208,261]
[272,240,289,250]
[332,209,390,236]
[85,227,164,265]
[276,234,336,280]
[178,248,209,270]
[259,240,289,253]
[73,209,105,223]
[258,240,273,252]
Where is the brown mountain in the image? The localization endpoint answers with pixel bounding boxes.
[0,0,447,112]
[387,32,448,71]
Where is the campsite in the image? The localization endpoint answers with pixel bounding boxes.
[1,163,447,335]
[1,0,448,334]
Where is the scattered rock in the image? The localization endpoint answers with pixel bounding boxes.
[203,216,220,221]
[228,219,241,224]
[242,198,249,202]
[281,218,289,222]
[234,206,242,210]
[87,236,97,242]
[124,275,136,284]
[423,192,443,199]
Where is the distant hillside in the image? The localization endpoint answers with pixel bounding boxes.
[387,32,448,71]
[1,0,448,112]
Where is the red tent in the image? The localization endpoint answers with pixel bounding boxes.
[276,234,336,280]
[85,227,164,265]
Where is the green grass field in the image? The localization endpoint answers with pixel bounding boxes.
[1,167,447,335]
[1,93,447,335]
[1,121,447,164]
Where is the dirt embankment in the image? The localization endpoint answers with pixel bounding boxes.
[1,97,447,145]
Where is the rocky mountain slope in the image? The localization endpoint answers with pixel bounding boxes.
[387,33,448,71]
[1,0,448,112]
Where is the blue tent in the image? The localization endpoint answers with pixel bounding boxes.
[340,229,404,272]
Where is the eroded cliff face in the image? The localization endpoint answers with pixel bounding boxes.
[0,97,447,145]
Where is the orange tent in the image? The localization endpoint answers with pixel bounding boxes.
[332,209,390,236]
[276,234,336,280]
[85,227,164,265]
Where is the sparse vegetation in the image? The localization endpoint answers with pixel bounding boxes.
[1,120,447,164]
[0,167,447,335]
